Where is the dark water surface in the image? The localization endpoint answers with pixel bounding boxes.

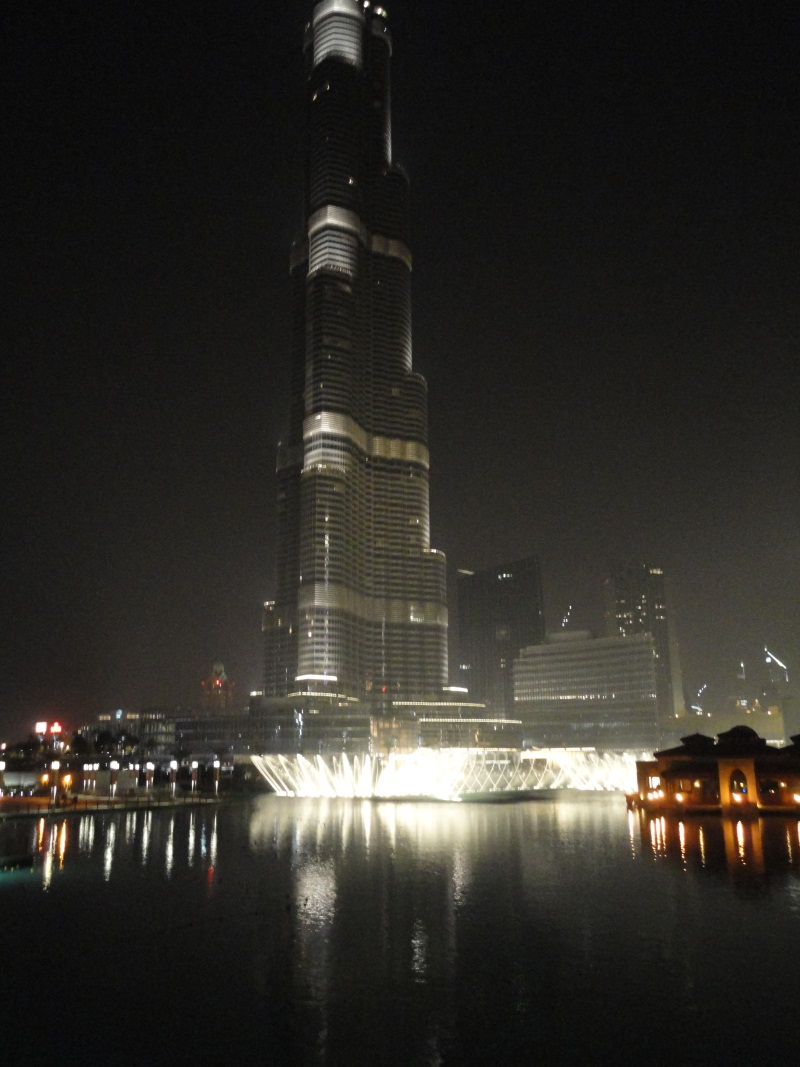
[2,794,799,1065]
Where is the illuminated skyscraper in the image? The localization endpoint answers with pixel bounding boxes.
[604,562,685,732]
[263,1,448,711]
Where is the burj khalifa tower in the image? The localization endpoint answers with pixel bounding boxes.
[263,1,448,718]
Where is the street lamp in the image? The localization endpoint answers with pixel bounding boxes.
[51,760,61,805]
[169,760,178,797]
[213,759,221,797]
[191,761,199,796]
[110,760,119,799]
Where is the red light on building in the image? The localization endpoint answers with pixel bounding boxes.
[50,721,62,735]
[201,660,235,711]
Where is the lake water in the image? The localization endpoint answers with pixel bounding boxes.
[2,794,799,1065]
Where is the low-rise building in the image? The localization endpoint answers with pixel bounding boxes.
[633,726,800,814]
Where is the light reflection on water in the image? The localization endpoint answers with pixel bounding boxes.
[187,810,196,867]
[141,809,151,865]
[630,808,800,884]
[165,813,174,878]
[103,820,116,880]
[2,796,800,1065]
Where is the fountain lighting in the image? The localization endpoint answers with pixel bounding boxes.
[251,748,642,800]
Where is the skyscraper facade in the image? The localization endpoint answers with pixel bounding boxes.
[264,1,448,710]
[457,556,545,715]
[604,562,685,732]
[513,631,660,752]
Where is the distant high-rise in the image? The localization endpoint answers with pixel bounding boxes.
[457,556,545,715]
[200,660,236,713]
[264,1,448,710]
[604,562,684,731]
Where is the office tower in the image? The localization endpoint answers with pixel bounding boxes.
[514,631,660,752]
[604,562,684,729]
[200,660,236,714]
[263,1,448,710]
[457,556,545,715]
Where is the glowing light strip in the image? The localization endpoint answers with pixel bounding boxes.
[304,411,430,468]
[393,700,484,708]
[297,582,447,626]
[313,0,364,26]
[306,208,411,271]
[286,691,358,701]
[309,205,367,243]
[417,717,522,724]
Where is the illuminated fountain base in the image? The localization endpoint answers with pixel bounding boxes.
[251,748,642,801]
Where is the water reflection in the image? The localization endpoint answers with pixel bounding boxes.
[0,806,221,891]
[188,812,196,867]
[247,799,475,1064]
[209,811,217,869]
[3,797,800,1064]
[165,814,175,878]
[79,814,95,852]
[411,917,428,981]
[5,800,800,902]
[246,798,800,1059]
[58,820,67,869]
[103,821,116,880]
[141,809,151,865]
[635,810,800,885]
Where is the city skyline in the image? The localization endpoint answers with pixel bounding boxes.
[5,0,798,737]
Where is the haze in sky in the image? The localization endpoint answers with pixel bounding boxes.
[4,0,798,737]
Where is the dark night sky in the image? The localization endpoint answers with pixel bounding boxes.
[4,0,798,739]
